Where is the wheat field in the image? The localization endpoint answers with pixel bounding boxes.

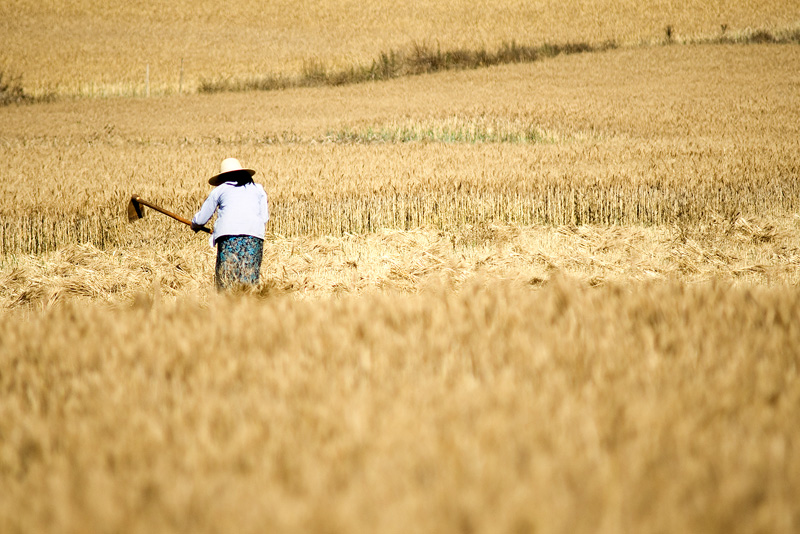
[2,1,800,533]
[2,45,799,253]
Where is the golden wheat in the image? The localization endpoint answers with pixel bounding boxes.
[2,5,800,532]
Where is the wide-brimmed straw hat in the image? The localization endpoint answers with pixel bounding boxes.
[209,158,256,186]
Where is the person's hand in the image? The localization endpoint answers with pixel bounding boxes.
[191,222,203,233]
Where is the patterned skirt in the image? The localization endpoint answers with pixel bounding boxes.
[215,235,264,290]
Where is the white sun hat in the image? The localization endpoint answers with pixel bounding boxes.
[209,157,256,186]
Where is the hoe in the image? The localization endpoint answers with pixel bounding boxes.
[127,194,210,233]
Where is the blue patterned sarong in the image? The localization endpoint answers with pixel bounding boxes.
[215,235,264,290]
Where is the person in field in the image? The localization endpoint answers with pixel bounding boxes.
[192,158,269,290]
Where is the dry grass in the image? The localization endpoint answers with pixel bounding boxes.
[197,40,616,94]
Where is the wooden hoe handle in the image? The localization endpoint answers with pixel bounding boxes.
[129,195,211,234]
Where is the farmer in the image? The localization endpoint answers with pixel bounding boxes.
[192,158,269,290]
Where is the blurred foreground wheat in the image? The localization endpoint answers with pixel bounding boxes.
[1,279,798,533]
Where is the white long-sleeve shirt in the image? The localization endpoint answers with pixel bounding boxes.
[192,182,269,246]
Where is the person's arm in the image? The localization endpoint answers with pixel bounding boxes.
[192,189,220,231]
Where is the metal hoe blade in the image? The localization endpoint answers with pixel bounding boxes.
[127,195,144,222]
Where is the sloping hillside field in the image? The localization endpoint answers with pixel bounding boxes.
[1,3,800,533]
[2,0,797,96]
